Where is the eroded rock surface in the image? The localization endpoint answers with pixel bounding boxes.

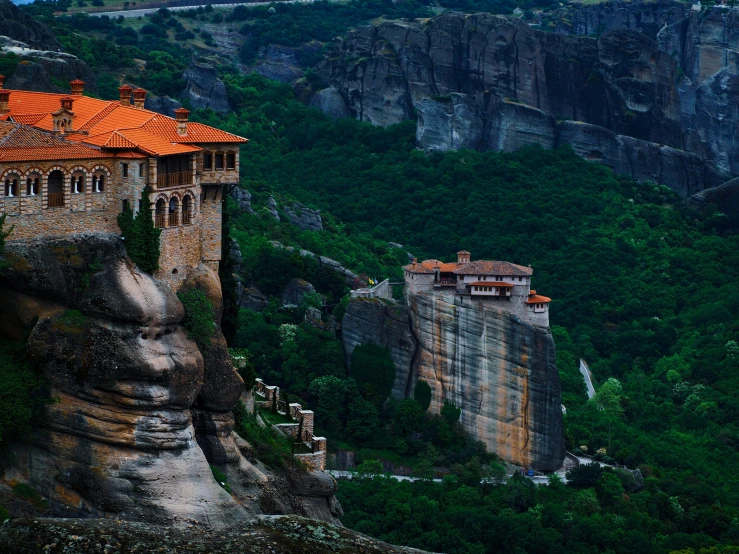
[341,293,564,471]
[314,7,737,193]
[0,234,341,527]
[182,60,230,114]
[0,516,431,554]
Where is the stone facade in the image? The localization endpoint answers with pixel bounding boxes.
[0,88,246,289]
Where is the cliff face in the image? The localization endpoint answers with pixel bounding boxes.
[0,234,340,527]
[341,293,564,471]
[314,6,737,194]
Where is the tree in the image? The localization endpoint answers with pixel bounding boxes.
[357,459,384,477]
[117,187,161,274]
[593,377,623,450]
[414,379,432,411]
[345,396,380,443]
[392,398,424,438]
[441,400,462,425]
[566,462,604,488]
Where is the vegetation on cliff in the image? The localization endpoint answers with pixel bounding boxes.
[192,74,739,553]
[117,187,161,274]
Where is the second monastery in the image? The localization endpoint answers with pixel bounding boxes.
[0,78,246,285]
[404,250,552,326]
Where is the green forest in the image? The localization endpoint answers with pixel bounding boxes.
[3,2,738,552]
[194,74,739,553]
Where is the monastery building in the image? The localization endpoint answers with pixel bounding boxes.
[0,77,247,286]
[403,250,551,326]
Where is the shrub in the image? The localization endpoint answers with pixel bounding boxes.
[441,400,461,424]
[350,343,396,407]
[566,462,604,488]
[177,289,215,349]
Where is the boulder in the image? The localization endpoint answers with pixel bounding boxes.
[281,277,315,308]
[145,92,183,117]
[0,0,60,50]
[283,202,323,231]
[308,87,351,120]
[267,195,280,221]
[231,186,255,214]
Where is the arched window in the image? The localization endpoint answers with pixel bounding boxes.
[155,198,167,228]
[26,174,40,196]
[215,151,224,170]
[70,173,84,194]
[169,196,180,227]
[182,194,193,225]
[203,151,213,171]
[226,151,236,169]
[93,173,105,193]
[4,175,19,197]
[48,170,64,207]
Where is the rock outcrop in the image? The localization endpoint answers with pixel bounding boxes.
[341,292,564,471]
[0,0,59,50]
[0,234,341,526]
[283,201,323,231]
[342,298,417,401]
[0,516,430,554]
[181,60,230,114]
[313,7,737,194]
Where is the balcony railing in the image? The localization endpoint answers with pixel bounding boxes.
[168,212,178,227]
[48,192,64,207]
[155,214,166,228]
[156,171,193,189]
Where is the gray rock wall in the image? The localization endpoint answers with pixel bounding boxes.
[341,293,564,471]
[314,7,736,194]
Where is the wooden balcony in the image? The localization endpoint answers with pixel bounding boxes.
[47,192,64,207]
[156,171,193,189]
[155,214,166,228]
[182,211,192,225]
[168,212,178,227]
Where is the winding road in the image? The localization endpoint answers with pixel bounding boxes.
[579,358,596,399]
[88,0,331,18]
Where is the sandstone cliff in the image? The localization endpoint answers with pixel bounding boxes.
[313,6,737,194]
[341,293,564,471]
[0,234,340,527]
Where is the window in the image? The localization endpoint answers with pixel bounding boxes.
[226,151,236,169]
[4,177,18,197]
[26,176,39,196]
[139,163,146,177]
[203,152,213,170]
[122,199,130,213]
[215,152,224,170]
[93,174,105,193]
[122,163,129,177]
[71,175,84,194]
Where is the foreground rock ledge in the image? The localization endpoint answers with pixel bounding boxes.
[0,516,431,554]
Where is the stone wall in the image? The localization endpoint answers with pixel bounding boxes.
[350,278,392,300]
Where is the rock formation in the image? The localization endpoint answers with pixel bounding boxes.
[341,293,564,471]
[283,201,323,232]
[0,234,341,526]
[181,60,231,114]
[312,5,738,194]
[0,0,59,50]
[0,515,430,554]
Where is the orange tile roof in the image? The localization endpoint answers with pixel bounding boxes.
[403,262,435,274]
[10,113,47,125]
[438,262,458,272]
[526,294,551,304]
[0,144,112,162]
[420,259,443,268]
[2,88,247,159]
[468,281,514,287]
[142,117,248,144]
[453,260,533,276]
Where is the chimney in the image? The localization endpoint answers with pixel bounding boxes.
[132,88,147,109]
[118,85,132,106]
[412,257,417,267]
[0,74,5,89]
[457,250,470,264]
[69,79,85,96]
[0,89,10,114]
[60,96,74,111]
[174,107,189,136]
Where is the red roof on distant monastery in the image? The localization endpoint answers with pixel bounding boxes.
[468,281,514,287]
[453,260,533,276]
[526,294,551,304]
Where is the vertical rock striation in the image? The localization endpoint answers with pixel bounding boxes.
[341,292,564,471]
[313,6,737,194]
